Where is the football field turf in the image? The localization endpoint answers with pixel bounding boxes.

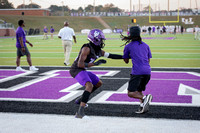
[0,33,200,67]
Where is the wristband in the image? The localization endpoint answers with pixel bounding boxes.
[104,52,110,58]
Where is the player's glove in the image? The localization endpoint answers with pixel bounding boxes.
[94,59,107,66]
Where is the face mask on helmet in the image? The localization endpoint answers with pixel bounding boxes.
[88,29,106,48]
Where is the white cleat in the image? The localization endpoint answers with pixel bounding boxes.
[16,66,26,71]
[29,66,39,71]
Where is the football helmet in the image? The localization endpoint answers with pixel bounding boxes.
[88,29,106,48]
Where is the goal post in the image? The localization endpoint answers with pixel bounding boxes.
[148,0,180,26]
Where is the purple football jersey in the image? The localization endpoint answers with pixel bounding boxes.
[43,28,48,33]
[50,28,54,33]
[16,27,26,48]
[123,41,152,75]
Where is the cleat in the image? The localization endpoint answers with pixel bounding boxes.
[75,106,89,119]
[135,106,144,114]
[29,66,39,71]
[142,94,153,113]
[64,63,70,66]
[75,112,90,119]
[75,112,83,119]
[16,66,25,71]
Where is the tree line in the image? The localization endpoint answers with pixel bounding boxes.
[0,0,193,16]
[1,0,122,15]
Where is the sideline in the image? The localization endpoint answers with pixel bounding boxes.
[0,112,199,133]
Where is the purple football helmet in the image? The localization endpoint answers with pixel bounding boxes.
[88,29,106,48]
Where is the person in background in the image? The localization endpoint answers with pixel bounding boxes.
[43,26,48,39]
[121,26,153,114]
[58,21,77,66]
[174,26,176,35]
[148,26,152,35]
[15,20,39,71]
[50,26,55,39]
[156,26,160,34]
[181,26,184,35]
[152,26,155,35]
[194,25,200,40]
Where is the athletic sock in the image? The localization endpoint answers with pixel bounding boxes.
[81,90,91,103]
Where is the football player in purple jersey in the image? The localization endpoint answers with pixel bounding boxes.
[43,26,48,40]
[121,26,153,114]
[15,20,39,71]
[50,26,55,39]
[70,29,123,119]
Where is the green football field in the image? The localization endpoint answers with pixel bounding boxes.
[0,33,200,68]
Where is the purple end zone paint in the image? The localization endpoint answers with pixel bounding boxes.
[0,70,109,100]
[106,72,200,104]
[0,70,24,79]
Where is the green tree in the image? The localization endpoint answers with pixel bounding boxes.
[143,5,153,12]
[85,5,94,12]
[28,3,41,8]
[77,7,84,13]
[103,3,122,12]
[17,3,41,8]
[0,0,14,9]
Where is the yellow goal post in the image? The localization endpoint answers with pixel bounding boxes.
[149,0,180,26]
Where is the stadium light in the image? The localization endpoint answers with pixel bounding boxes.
[130,0,132,12]
[168,0,169,11]
[139,0,140,11]
[61,1,64,16]
[23,0,25,8]
[93,0,95,13]
[195,0,198,9]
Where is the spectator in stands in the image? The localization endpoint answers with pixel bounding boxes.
[50,26,55,39]
[15,20,39,71]
[58,21,77,66]
[43,26,48,39]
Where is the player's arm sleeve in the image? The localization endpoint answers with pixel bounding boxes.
[103,52,123,59]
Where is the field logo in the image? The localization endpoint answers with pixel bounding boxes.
[0,69,119,102]
[182,18,194,24]
[89,71,200,107]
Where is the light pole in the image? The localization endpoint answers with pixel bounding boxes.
[130,0,132,12]
[195,0,198,9]
[61,1,64,16]
[29,0,32,8]
[168,0,169,11]
[93,0,95,13]
[139,0,140,11]
[23,0,25,8]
